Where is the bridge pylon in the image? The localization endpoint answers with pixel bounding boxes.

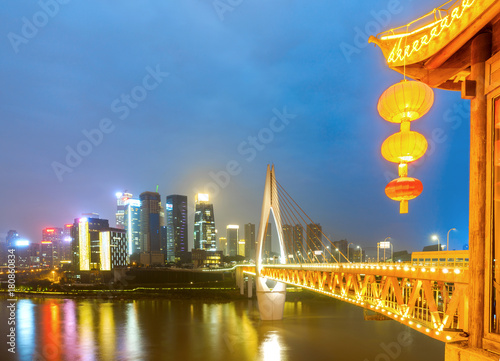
[255,165,287,320]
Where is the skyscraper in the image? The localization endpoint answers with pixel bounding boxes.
[124,198,141,255]
[244,223,256,260]
[166,195,188,263]
[6,230,19,248]
[42,227,63,268]
[115,192,133,229]
[61,224,73,262]
[139,191,163,253]
[194,193,216,251]
[226,225,239,257]
[139,191,165,266]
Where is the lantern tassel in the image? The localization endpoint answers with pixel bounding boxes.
[400,200,408,214]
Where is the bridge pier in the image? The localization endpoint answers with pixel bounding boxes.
[256,276,286,320]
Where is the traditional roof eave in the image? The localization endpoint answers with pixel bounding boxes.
[369,0,500,90]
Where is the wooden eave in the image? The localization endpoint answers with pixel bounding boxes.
[369,0,500,90]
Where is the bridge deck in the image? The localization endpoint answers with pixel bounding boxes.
[236,262,469,343]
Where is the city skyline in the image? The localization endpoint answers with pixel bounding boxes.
[0,0,469,256]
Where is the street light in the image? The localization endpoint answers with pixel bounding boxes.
[347,242,353,261]
[432,235,440,251]
[447,228,456,251]
[356,245,363,262]
[378,237,391,262]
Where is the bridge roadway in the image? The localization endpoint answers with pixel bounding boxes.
[216,262,469,343]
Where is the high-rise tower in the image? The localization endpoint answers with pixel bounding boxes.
[124,198,141,255]
[139,191,163,253]
[166,195,188,263]
[193,193,216,251]
[244,223,256,259]
[226,225,239,257]
[115,192,132,229]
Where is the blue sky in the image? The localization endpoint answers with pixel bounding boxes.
[0,0,469,253]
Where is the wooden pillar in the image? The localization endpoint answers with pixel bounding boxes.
[469,30,492,349]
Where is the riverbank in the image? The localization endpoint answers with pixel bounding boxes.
[0,285,248,302]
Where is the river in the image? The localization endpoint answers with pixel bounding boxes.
[0,294,444,361]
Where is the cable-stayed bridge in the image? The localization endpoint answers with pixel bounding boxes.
[207,165,469,343]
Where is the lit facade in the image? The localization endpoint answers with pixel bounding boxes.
[61,224,73,262]
[166,194,188,262]
[238,239,245,257]
[115,191,132,229]
[192,249,223,268]
[6,230,19,248]
[194,193,216,251]
[124,198,141,255]
[99,228,128,271]
[42,227,63,267]
[72,217,109,271]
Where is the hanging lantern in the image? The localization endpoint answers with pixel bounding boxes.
[381,131,428,164]
[377,80,434,124]
[378,80,434,213]
[385,177,423,214]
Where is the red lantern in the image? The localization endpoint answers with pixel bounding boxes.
[385,177,423,214]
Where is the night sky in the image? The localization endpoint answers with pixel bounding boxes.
[1,1,469,254]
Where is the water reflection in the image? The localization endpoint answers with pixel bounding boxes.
[260,332,284,361]
[17,299,35,360]
[0,296,445,361]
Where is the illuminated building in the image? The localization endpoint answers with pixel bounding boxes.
[72,216,127,271]
[42,227,63,267]
[226,225,239,257]
[218,237,227,254]
[194,193,216,251]
[244,223,256,260]
[99,228,128,271]
[238,239,245,257]
[71,217,109,271]
[139,191,164,266]
[60,224,73,262]
[124,198,141,255]
[115,191,132,229]
[14,239,32,268]
[40,241,54,268]
[192,249,223,268]
[6,230,19,248]
[166,194,188,263]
